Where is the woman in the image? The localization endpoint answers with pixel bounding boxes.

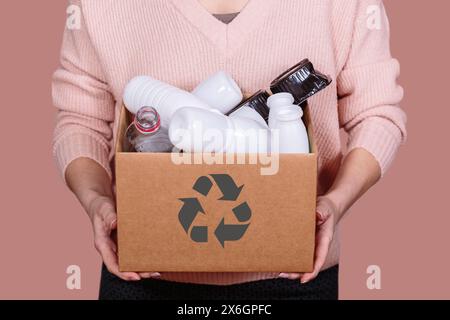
[53,0,406,300]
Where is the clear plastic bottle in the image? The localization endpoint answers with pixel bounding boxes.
[125,107,173,153]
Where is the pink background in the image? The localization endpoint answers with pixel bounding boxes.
[0,0,449,300]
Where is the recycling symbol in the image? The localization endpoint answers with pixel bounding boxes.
[178,174,252,248]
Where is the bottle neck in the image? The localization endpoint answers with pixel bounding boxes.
[134,107,161,134]
[276,106,304,122]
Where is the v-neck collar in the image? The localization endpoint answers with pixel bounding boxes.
[213,12,240,25]
[169,0,273,54]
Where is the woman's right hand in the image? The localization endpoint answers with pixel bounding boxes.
[87,194,163,281]
[66,158,161,282]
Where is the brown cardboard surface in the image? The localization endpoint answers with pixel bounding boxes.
[116,105,317,273]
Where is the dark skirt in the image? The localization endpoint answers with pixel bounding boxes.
[99,265,339,300]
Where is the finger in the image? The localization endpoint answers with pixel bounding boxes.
[140,272,162,279]
[95,202,118,252]
[279,273,302,280]
[102,246,141,281]
[110,218,118,231]
[92,209,116,240]
[97,199,117,230]
[316,211,327,226]
[301,230,332,284]
[95,235,141,281]
[93,213,118,243]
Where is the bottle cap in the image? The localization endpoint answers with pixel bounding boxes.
[226,90,270,122]
[270,59,332,105]
[134,107,161,134]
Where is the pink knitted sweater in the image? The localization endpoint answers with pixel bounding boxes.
[52,0,407,285]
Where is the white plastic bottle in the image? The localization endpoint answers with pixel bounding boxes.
[229,106,268,129]
[228,116,270,154]
[168,107,232,153]
[267,92,296,129]
[168,107,270,154]
[271,106,310,154]
[123,76,212,128]
[192,71,243,114]
[125,107,173,153]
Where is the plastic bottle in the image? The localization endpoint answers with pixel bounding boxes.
[271,106,310,154]
[125,107,173,153]
[169,107,270,154]
[123,76,212,128]
[267,92,296,129]
[192,71,243,114]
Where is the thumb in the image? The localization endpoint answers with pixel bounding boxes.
[100,198,117,229]
[316,196,338,225]
[91,196,117,230]
[110,218,118,231]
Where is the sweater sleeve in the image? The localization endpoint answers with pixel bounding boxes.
[52,0,115,182]
[337,0,407,176]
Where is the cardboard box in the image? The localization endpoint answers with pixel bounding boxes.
[115,104,317,273]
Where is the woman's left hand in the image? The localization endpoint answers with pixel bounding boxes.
[279,149,382,283]
[279,196,337,284]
